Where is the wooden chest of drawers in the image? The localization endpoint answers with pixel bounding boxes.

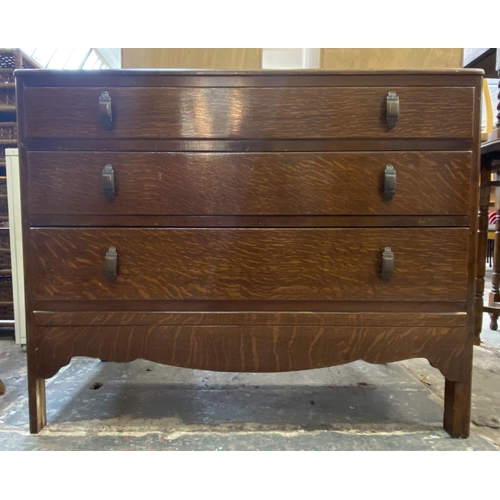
[15,69,482,437]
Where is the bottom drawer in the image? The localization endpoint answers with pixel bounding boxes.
[34,314,466,380]
[30,227,469,302]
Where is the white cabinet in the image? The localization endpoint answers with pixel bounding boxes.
[6,148,26,345]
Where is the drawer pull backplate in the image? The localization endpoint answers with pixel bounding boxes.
[102,164,115,200]
[381,247,394,282]
[104,247,117,282]
[99,91,113,130]
[384,164,397,201]
[386,91,399,129]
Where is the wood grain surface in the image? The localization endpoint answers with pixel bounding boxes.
[23,86,474,139]
[16,69,483,89]
[31,300,468,314]
[16,69,482,435]
[34,324,466,380]
[30,227,469,302]
[28,214,471,229]
[25,137,475,153]
[33,311,468,327]
[28,151,472,216]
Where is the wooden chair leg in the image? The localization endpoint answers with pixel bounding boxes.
[28,375,46,434]
[488,174,500,321]
[489,313,499,330]
[443,376,472,438]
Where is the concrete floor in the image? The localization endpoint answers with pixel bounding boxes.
[1,272,499,450]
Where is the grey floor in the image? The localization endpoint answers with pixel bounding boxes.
[1,272,499,451]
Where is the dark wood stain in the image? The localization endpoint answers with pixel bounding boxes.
[33,311,468,327]
[28,151,472,216]
[30,227,469,302]
[15,68,484,89]
[28,214,471,228]
[24,86,474,139]
[26,137,474,153]
[15,69,482,437]
[34,324,466,381]
[32,300,468,314]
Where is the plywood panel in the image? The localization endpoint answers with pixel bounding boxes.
[122,48,261,69]
[321,49,463,70]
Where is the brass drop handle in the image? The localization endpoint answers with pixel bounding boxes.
[99,91,113,130]
[381,247,394,282]
[384,164,397,201]
[104,247,117,282]
[102,164,115,200]
[386,91,399,129]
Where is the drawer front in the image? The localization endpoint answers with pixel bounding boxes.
[30,228,468,302]
[28,152,471,217]
[24,86,474,139]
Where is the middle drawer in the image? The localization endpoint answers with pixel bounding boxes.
[28,152,471,217]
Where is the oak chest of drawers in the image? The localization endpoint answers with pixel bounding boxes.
[15,69,482,436]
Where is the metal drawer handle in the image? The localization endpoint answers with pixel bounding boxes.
[381,247,394,282]
[384,164,397,201]
[386,91,399,129]
[99,91,113,130]
[104,247,117,282]
[102,164,115,200]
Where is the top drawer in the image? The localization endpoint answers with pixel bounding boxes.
[22,86,474,140]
